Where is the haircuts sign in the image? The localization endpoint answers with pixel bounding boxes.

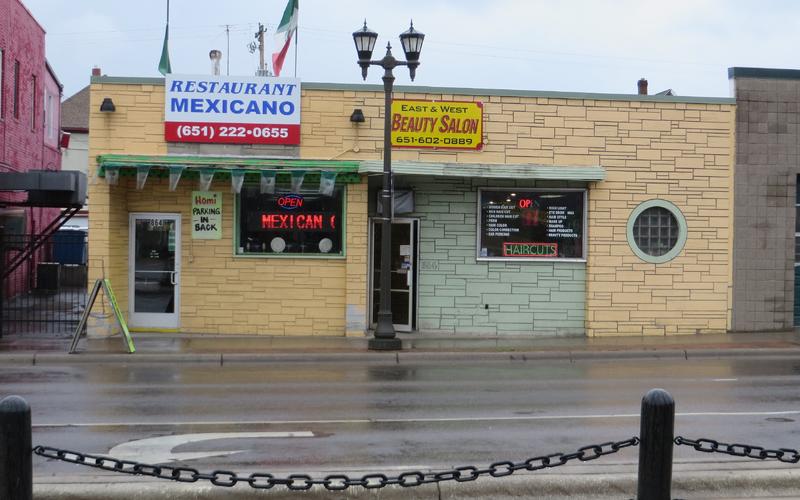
[391,99,483,150]
[164,75,301,145]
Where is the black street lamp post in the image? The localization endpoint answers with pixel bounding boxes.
[353,21,424,351]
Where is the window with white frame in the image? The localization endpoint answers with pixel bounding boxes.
[13,60,19,119]
[44,88,56,140]
[477,189,586,260]
[30,74,36,130]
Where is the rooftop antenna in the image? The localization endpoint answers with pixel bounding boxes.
[224,25,231,75]
[248,23,270,76]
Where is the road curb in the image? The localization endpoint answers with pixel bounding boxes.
[220,352,398,364]
[569,348,687,360]
[0,352,36,364]
[685,347,800,359]
[32,353,224,364]
[3,347,800,365]
[31,469,800,499]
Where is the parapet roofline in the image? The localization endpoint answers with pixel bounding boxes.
[90,75,735,105]
[728,67,800,80]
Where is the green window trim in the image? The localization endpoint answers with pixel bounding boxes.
[626,199,687,264]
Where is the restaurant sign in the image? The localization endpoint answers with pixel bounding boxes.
[391,99,483,150]
[164,74,301,145]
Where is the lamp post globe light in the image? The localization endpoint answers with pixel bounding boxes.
[353,21,424,351]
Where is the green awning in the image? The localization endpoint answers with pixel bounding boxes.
[97,155,606,185]
[96,154,361,184]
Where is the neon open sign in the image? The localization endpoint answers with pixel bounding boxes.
[277,194,303,210]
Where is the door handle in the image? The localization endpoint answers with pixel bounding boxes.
[170,271,177,285]
[406,268,412,287]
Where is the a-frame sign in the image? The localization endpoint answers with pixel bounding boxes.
[69,279,135,354]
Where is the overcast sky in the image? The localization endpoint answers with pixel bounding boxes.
[21,0,800,99]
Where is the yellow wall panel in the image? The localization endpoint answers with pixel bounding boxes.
[89,81,734,337]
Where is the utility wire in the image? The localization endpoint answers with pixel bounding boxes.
[48,20,721,72]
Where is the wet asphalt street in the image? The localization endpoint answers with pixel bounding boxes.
[3,356,800,481]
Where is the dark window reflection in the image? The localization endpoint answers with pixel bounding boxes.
[238,186,344,255]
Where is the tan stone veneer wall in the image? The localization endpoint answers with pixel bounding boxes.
[88,85,166,334]
[88,83,368,335]
[579,104,734,335]
[303,88,735,336]
[90,80,734,336]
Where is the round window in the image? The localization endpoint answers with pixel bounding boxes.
[633,207,678,257]
[627,200,687,263]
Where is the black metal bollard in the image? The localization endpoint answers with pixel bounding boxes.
[637,388,675,500]
[0,396,32,500]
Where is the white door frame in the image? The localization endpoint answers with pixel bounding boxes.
[368,217,418,332]
[128,213,181,330]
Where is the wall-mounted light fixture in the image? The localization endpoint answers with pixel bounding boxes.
[99,98,116,112]
[350,108,365,123]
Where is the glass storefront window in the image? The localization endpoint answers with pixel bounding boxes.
[477,189,586,260]
[237,186,344,257]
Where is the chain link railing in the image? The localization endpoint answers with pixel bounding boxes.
[674,436,800,463]
[13,390,799,499]
[34,437,639,491]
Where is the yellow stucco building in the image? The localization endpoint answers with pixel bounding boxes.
[88,75,734,338]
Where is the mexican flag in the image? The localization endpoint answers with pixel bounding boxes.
[272,0,298,76]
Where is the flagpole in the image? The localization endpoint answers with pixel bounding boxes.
[293,1,298,78]
[293,27,298,77]
[272,0,297,77]
[158,0,172,75]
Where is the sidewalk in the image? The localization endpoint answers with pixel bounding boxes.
[2,328,800,364]
[29,467,800,499]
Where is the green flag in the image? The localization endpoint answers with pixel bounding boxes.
[158,23,171,76]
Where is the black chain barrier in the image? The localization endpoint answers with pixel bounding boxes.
[33,437,638,490]
[675,436,800,463]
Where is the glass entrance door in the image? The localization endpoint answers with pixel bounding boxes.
[371,219,417,332]
[129,214,180,329]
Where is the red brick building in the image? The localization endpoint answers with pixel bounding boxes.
[0,0,63,296]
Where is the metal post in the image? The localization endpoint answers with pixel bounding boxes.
[258,24,265,73]
[0,396,32,500]
[637,388,674,500]
[369,59,401,351]
[355,22,423,351]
